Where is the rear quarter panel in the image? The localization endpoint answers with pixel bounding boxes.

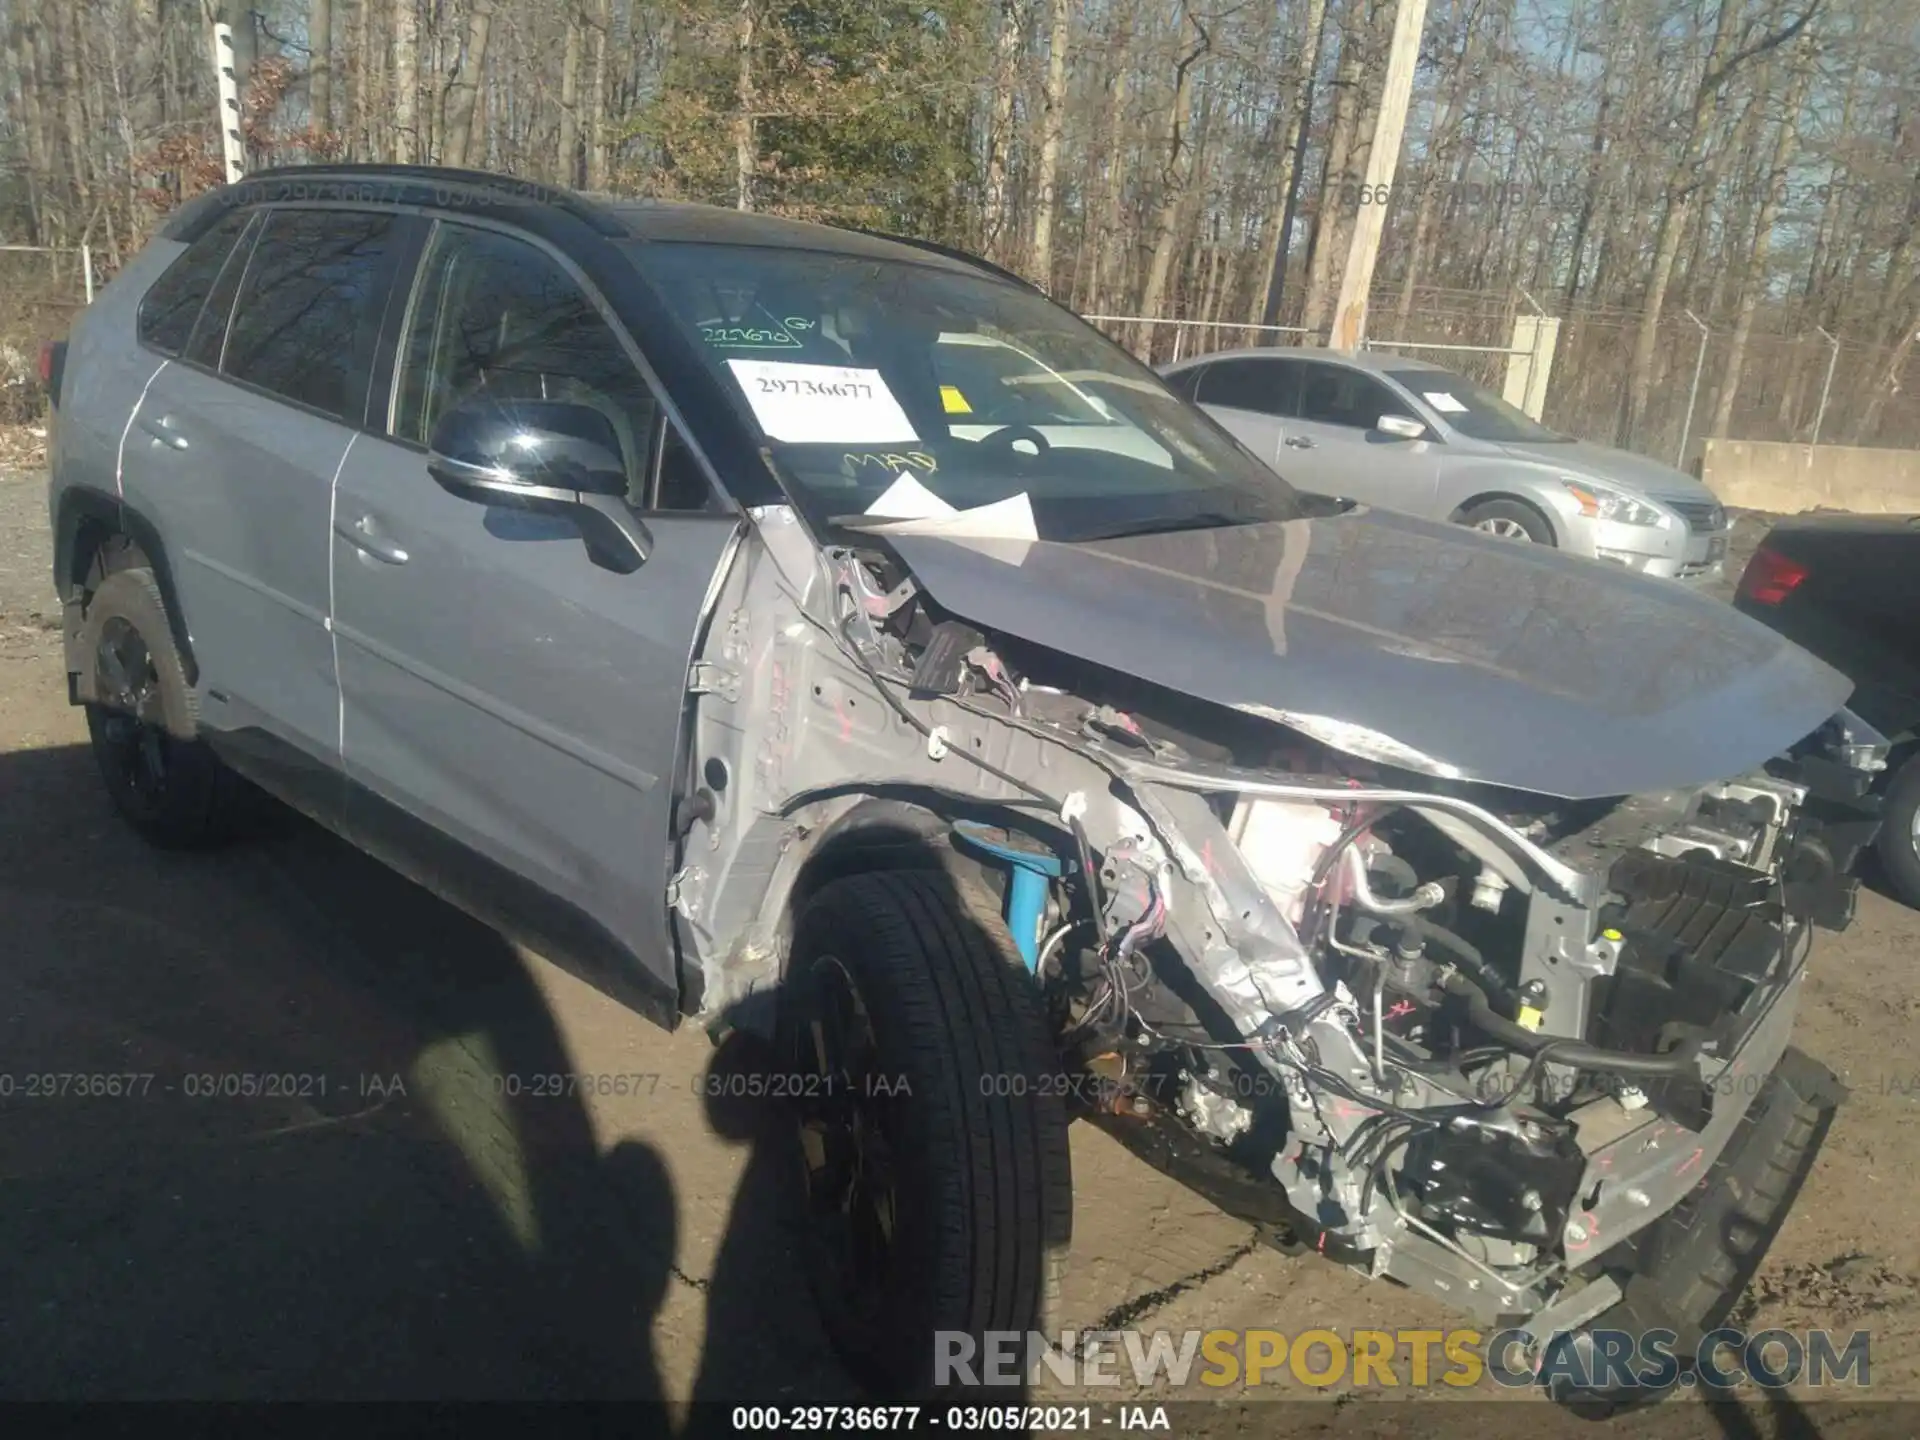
[47,240,181,586]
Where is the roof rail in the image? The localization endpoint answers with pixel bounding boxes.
[216,164,629,236]
[842,228,1045,295]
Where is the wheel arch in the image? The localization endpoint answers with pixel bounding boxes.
[1448,490,1563,544]
[54,486,198,687]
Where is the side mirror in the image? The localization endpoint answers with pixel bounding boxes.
[427,398,650,573]
[1376,414,1428,440]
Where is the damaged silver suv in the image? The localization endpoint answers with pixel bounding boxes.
[47,166,1885,1401]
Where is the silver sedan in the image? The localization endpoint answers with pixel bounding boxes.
[1160,346,1731,585]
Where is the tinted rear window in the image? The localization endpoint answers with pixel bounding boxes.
[223,208,401,421]
[137,209,252,356]
[183,212,260,368]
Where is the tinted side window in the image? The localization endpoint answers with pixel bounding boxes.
[1198,357,1296,416]
[223,208,400,421]
[137,209,252,356]
[395,222,701,508]
[183,212,261,368]
[1297,365,1409,430]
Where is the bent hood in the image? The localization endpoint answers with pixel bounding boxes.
[877,506,1850,800]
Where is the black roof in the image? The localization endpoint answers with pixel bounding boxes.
[173,164,1022,286]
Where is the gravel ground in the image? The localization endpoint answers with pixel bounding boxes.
[1,456,1914,1433]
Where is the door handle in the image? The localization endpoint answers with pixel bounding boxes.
[137,413,189,450]
[334,512,410,565]
[1284,435,1316,450]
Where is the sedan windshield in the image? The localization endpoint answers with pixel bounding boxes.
[632,241,1305,540]
[1385,368,1569,444]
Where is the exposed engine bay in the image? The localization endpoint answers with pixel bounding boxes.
[675,507,1886,1367]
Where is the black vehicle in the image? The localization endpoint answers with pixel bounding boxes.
[1735,512,1920,905]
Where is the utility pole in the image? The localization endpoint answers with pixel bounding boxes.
[1328,0,1429,351]
[210,9,246,183]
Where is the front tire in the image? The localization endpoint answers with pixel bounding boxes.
[1876,755,1920,909]
[1459,497,1556,545]
[79,568,250,849]
[778,869,1073,1399]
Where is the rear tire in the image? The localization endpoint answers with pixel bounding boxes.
[1459,497,1556,545]
[1875,755,1920,910]
[79,568,251,849]
[778,869,1072,1400]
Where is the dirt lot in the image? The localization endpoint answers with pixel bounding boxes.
[1,460,1915,1434]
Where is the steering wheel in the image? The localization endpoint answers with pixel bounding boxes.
[975,423,1052,458]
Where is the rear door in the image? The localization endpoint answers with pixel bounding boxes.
[1283,360,1440,510]
[65,209,254,521]
[330,217,740,1014]
[1192,356,1298,467]
[123,206,409,774]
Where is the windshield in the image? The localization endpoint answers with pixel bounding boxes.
[632,242,1306,540]
[1385,368,1568,444]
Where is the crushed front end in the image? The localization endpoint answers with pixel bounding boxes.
[680,510,1884,1394]
[1005,699,1883,1351]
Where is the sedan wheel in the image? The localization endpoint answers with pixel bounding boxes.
[1475,516,1533,541]
[1457,498,1557,546]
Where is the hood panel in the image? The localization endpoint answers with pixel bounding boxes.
[883,507,1850,800]
[1496,439,1716,501]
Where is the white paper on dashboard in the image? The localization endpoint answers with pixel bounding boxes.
[867,491,1038,566]
[864,472,956,519]
[725,359,920,444]
[1422,391,1469,413]
[875,491,1037,541]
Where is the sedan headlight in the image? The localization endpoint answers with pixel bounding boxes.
[1559,478,1671,528]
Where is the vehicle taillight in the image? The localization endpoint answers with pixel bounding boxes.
[38,339,66,408]
[1736,546,1809,606]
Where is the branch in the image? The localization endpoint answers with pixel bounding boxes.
[1699,0,1821,98]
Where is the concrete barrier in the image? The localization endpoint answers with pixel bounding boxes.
[1702,438,1920,515]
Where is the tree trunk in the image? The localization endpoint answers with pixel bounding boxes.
[558,17,581,185]
[732,0,755,210]
[1251,0,1329,329]
[351,0,375,158]
[982,0,1028,264]
[1300,21,1366,339]
[442,0,494,168]
[1800,69,1858,314]
[1562,86,1611,307]
[1026,0,1071,288]
[1710,48,1812,439]
[584,0,610,189]
[1134,14,1210,345]
[1084,24,1131,317]
[392,0,420,163]
[311,0,335,136]
[1623,0,1815,446]
[1391,0,1478,332]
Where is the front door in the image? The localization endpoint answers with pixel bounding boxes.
[330,217,740,1014]
[1282,361,1440,512]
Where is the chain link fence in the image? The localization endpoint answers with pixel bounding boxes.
[1087,283,1917,467]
